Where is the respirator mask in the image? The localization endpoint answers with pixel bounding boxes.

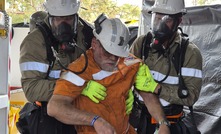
[150,13,178,51]
[49,14,78,53]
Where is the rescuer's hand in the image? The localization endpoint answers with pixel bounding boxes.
[135,63,158,93]
[126,88,134,115]
[81,80,107,103]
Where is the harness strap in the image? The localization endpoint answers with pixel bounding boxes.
[37,22,58,79]
[151,112,183,124]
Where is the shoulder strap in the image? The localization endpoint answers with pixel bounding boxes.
[172,37,189,99]
[37,22,58,78]
[179,37,189,73]
[79,17,94,49]
[141,32,153,60]
[172,37,189,74]
[177,37,200,133]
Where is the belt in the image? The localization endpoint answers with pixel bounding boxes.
[151,112,183,124]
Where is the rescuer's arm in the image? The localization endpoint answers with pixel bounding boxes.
[139,91,170,134]
[20,31,56,102]
[135,63,170,133]
[159,42,202,106]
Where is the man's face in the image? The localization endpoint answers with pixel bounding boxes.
[92,38,119,72]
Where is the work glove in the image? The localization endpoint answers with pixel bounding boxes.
[81,80,107,103]
[135,63,158,93]
[126,88,134,115]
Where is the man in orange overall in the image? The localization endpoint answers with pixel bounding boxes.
[47,14,170,134]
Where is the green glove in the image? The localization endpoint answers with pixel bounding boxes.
[126,88,134,115]
[135,63,158,93]
[81,80,107,103]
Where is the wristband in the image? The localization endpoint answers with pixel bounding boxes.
[158,119,171,127]
[91,115,100,126]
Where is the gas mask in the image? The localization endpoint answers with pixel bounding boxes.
[150,13,179,51]
[49,14,78,53]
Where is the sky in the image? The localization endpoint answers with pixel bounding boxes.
[115,0,142,7]
[115,0,221,8]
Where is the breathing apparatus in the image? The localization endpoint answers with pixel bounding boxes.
[150,13,180,52]
[148,0,186,52]
[49,14,79,53]
[43,0,80,51]
[144,0,189,98]
[43,0,88,74]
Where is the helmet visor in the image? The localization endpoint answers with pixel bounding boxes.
[49,14,78,43]
[151,13,174,32]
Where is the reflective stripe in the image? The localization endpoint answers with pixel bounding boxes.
[20,62,49,73]
[110,19,117,43]
[137,92,171,106]
[181,67,202,78]
[160,98,170,106]
[49,70,61,79]
[93,70,114,80]
[151,70,179,85]
[151,67,202,85]
[60,71,85,86]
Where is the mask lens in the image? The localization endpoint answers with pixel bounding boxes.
[150,13,176,51]
[52,15,75,22]
[49,14,78,43]
[151,13,174,32]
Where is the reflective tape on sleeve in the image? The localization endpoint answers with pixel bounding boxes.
[20,62,49,73]
[151,70,179,85]
[181,67,202,78]
[49,70,61,79]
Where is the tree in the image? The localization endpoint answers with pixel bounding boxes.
[79,0,140,23]
[188,0,217,6]
[6,0,141,25]
[6,0,45,24]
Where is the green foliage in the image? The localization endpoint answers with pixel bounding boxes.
[6,0,45,24]
[6,0,141,25]
[79,0,141,24]
[190,0,217,6]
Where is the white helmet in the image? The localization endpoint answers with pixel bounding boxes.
[149,0,187,15]
[93,14,130,57]
[43,0,80,16]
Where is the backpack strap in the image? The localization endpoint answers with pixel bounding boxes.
[172,37,189,74]
[172,37,189,99]
[37,22,58,78]
[141,32,153,60]
[177,37,201,133]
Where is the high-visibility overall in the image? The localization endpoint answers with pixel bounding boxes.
[54,49,141,133]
